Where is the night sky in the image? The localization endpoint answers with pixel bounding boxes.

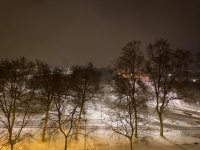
[1,0,200,68]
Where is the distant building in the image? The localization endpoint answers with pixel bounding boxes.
[63,58,69,68]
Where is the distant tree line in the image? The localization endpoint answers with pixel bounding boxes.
[0,38,199,150]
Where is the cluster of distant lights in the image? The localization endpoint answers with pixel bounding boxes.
[116,73,199,83]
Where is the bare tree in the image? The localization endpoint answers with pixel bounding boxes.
[0,57,35,150]
[106,41,150,150]
[53,97,78,150]
[34,60,59,142]
[69,62,102,140]
[145,38,191,136]
[50,68,78,150]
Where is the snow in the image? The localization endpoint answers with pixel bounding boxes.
[15,102,200,150]
[0,97,200,150]
[18,129,199,150]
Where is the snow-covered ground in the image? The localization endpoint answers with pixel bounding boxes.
[0,98,200,150]
[25,100,200,150]
[15,128,199,150]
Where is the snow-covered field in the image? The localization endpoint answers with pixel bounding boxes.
[0,99,200,150]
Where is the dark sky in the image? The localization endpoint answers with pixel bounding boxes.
[1,0,200,67]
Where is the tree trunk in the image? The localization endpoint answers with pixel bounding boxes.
[156,98,164,137]
[9,101,16,150]
[10,143,14,150]
[134,109,138,138]
[129,138,133,150]
[158,112,164,136]
[8,131,14,150]
[64,137,68,150]
[9,129,13,150]
[42,108,49,142]
[75,103,84,140]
